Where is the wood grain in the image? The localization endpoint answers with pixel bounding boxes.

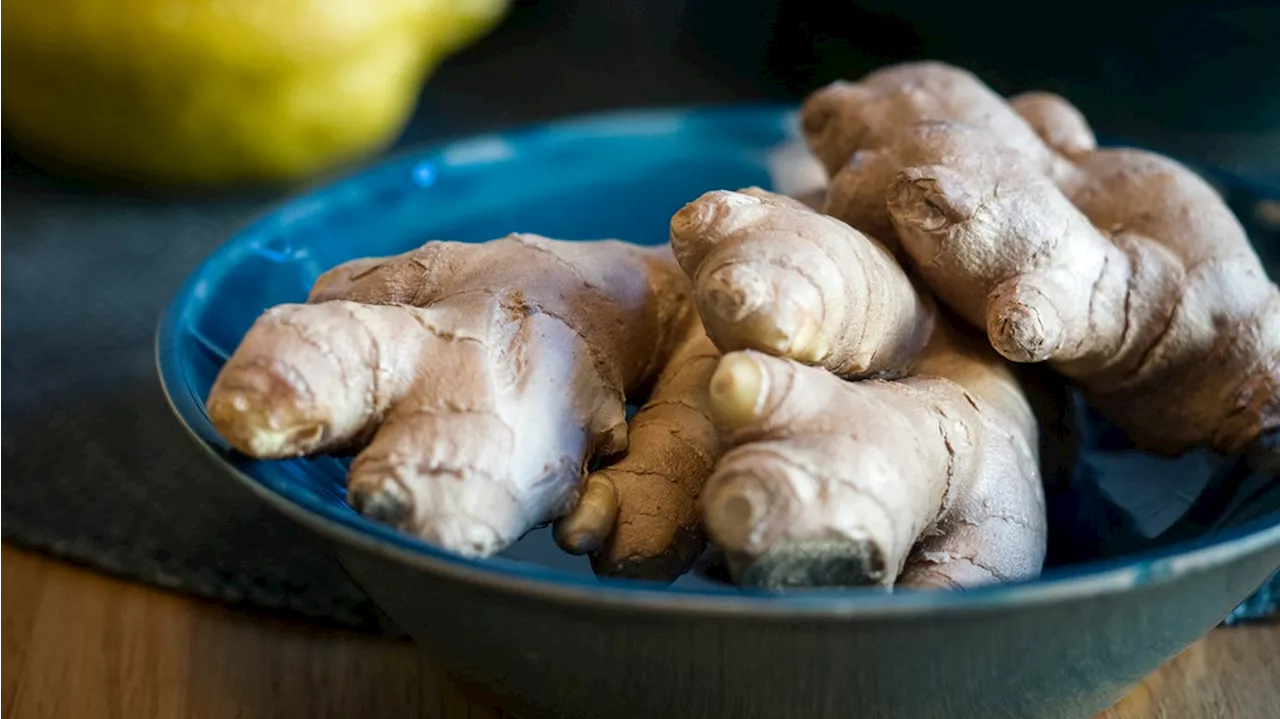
[3,543,1276,719]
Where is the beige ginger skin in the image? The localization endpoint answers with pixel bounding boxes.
[206,233,715,563]
[702,321,1046,589]
[667,187,1046,588]
[883,122,1280,457]
[799,61,1280,460]
[800,62,1073,249]
[669,187,934,380]
[207,67,1131,588]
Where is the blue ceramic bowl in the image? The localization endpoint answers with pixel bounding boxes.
[158,106,1280,719]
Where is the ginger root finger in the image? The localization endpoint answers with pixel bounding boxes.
[701,324,1045,589]
[798,62,1059,179]
[884,121,1280,457]
[875,124,1130,365]
[799,62,1052,179]
[1009,91,1096,157]
[804,62,1072,245]
[207,301,430,458]
[669,187,934,379]
[556,324,722,582]
[703,354,921,587]
[553,474,620,555]
[208,234,696,558]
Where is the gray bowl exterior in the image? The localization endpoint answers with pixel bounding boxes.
[333,533,1280,719]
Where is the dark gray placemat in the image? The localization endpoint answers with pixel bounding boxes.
[0,183,399,632]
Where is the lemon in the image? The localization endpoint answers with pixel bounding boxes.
[2,0,509,186]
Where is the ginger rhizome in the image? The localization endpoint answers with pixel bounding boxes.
[667,188,1047,588]
[209,58,1280,590]
[801,61,1280,460]
[207,233,708,562]
[669,187,934,379]
[801,62,1070,249]
[701,320,1046,589]
[556,321,722,582]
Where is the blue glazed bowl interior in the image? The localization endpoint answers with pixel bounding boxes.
[158,106,1280,608]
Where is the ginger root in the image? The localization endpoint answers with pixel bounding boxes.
[702,320,1046,589]
[207,233,699,559]
[1008,91,1096,157]
[801,62,1069,247]
[803,61,1280,459]
[199,71,1081,590]
[669,187,934,379]
[883,122,1280,457]
[555,321,722,582]
[669,186,1047,589]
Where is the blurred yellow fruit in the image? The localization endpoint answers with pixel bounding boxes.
[2,0,509,186]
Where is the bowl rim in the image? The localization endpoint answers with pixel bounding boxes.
[156,103,1280,620]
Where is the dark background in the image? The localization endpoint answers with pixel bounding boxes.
[3,0,1277,632]
[399,1,1280,182]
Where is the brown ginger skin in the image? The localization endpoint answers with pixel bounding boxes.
[800,62,1055,179]
[1008,91,1097,157]
[206,233,695,559]
[880,121,1280,457]
[558,184,935,583]
[669,187,934,380]
[556,320,722,582]
[702,320,1046,589]
[801,60,1280,459]
[671,181,1047,588]
[800,62,1068,246]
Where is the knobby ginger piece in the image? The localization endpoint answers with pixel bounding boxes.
[801,60,1280,460]
[702,321,1046,590]
[562,179,923,582]
[800,62,1056,178]
[206,234,695,559]
[1008,91,1097,157]
[800,61,1070,247]
[669,187,934,380]
[556,320,722,583]
[880,122,1280,458]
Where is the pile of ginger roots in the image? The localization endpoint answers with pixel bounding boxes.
[206,62,1279,591]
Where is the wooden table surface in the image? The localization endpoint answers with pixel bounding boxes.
[3,544,1277,719]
